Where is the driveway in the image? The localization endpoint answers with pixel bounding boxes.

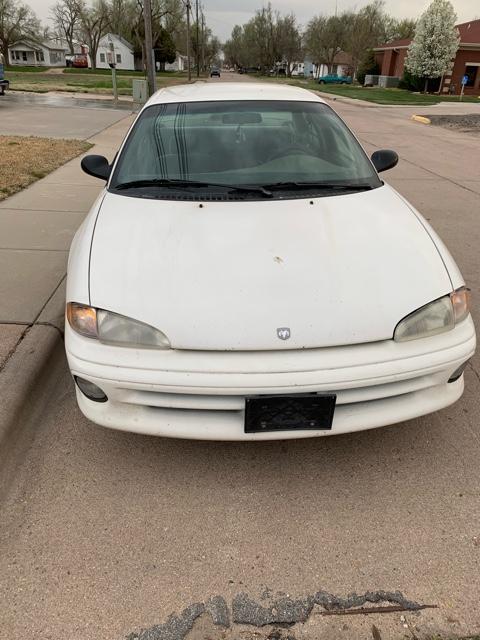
[0,92,131,138]
[0,86,479,640]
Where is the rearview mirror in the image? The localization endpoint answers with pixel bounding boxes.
[371,149,398,173]
[222,112,262,124]
[81,154,111,181]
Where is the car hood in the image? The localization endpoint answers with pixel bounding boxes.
[89,185,452,350]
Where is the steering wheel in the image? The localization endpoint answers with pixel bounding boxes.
[266,144,311,162]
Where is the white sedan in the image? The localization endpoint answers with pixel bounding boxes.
[65,82,476,440]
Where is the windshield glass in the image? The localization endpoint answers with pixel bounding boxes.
[110,100,381,195]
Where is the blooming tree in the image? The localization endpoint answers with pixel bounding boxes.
[405,0,460,92]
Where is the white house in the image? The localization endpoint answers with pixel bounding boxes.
[96,34,135,71]
[163,53,187,72]
[8,39,67,67]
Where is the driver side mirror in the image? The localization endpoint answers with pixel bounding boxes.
[81,154,111,181]
[371,149,398,173]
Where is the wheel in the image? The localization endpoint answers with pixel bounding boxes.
[318,80,325,85]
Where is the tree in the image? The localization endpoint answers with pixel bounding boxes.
[106,0,184,71]
[343,1,390,79]
[304,14,347,74]
[405,0,459,92]
[275,13,302,76]
[223,25,245,69]
[79,0,108,69]
[0,0,40,61]
[155,24,175,69]
[204,34,220,68]
[246,4,277,73]
[388,18,416,41]
[357,48,380,85]
[51,0,84,54]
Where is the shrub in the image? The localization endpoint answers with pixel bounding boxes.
[357,50,380,85]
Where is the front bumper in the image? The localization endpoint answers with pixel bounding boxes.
[66,316,476,440]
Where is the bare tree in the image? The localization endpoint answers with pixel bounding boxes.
[0,0,40,61]
[79,0,108,69]
[343,1,391,78]
[51,0,84,54]
[223,24,247,69]
[304,15,347,74]
[276,13,302,76]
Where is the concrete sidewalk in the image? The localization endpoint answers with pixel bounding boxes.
[0,112,133,370]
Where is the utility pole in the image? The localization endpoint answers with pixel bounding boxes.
[195,0,199,78]
[201,7,205,74]
[186,0,191,81]
[143,0,156,96]
[108,39,118,104]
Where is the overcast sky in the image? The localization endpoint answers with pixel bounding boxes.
[29,0,479,41]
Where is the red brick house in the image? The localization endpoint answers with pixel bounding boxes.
[373,18,480,95]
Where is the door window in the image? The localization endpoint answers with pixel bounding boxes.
[464,66,478,87]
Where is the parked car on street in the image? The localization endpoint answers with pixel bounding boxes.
[318,74,352,85]
[210,66,220,77]
[66,82,476,441]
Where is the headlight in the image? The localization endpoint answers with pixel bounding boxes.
[66,303,171,349]
[394,287,471,342]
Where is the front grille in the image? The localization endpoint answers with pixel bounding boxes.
[115,373,437,412]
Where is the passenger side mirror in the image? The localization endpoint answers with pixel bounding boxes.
[371,149,398,173]
[81,154,111,181]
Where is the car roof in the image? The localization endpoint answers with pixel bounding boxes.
[144,82,326,107]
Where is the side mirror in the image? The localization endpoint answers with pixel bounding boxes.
[81,154,111,181]
[371,149,398,173]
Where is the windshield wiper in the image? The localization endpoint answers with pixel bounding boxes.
[113,178,273,197]
[261,181,374,191]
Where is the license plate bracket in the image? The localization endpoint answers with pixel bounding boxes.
[244,393,336,433]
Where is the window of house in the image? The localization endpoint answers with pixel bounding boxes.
[22,51,27,61]
[12,51,19,60]
[36,50,44,62]
[116,54,122,63]
[464,65,478,87]
[100,53,106,62]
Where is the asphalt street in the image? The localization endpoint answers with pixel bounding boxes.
[1,77,479,640]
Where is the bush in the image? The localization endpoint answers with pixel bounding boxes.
[398,70,424,91]
[399,73,441,93]
[357,50,380,85]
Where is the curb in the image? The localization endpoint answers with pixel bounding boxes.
[0,324,64,501]
[312,89,375,108]
[411,115,431,125]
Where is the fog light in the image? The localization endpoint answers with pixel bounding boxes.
[448,360,470,383]
[74,376,108,402]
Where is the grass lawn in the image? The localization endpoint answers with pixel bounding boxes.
[5,65,51,73]
[6,69,192,95]
[63,67,189,78]
[258,76,480,105]
[0,136,92,201]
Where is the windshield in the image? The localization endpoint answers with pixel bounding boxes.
[110,100,381,197]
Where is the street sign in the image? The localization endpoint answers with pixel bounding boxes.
[459,75,468,101]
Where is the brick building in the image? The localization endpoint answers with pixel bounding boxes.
[373,18,480,95]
